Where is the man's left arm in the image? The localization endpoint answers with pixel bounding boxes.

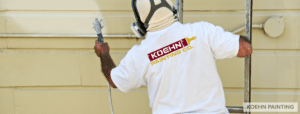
[94,41,117,88]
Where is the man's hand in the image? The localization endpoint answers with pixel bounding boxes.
[94,41,110,57]
[237,36,253,57]
[93,41,117,88]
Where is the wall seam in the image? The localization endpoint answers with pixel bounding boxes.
[13,89,16,114]
[5,37,7,48]
[78,50,83,86]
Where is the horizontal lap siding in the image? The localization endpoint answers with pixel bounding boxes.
[13,88,150,114]
[2,11,135,34]
[1,0,300,11]
[0,0,299,114]
[0,50,82,86]
[4,37,142,49]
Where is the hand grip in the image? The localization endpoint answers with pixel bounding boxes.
[97,33,104,43]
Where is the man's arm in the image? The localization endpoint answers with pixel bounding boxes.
[94,41,117,88]
[237,36,253,57]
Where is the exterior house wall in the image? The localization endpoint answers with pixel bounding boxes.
[0,0,300,114]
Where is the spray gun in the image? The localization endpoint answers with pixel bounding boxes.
[93,18,105,43]
[93,18,114,114]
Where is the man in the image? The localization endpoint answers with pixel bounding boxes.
[94,0,252,113]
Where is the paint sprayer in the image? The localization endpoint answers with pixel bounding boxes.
[93,18,114,114]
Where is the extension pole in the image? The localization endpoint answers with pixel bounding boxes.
[244,0,253,114]
[176,0,183,23]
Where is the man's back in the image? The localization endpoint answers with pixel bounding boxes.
[111,21,240,114]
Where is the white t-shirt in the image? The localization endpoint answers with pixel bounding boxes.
[111,21,240,114]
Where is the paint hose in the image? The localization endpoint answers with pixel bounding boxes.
[108,84,114,114]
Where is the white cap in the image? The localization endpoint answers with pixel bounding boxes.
[136,0,177,32]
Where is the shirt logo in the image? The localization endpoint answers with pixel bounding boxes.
[148,36,196,65]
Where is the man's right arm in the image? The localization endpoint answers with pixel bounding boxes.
[94,42,117,88]
[237,36,253,57]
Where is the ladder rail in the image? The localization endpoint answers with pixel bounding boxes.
[244,0,253,114]
[176,0,183,23]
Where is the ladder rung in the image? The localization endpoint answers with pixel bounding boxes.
[227,106,244,113]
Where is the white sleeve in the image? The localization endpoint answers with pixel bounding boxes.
[204,22,240,59]
[110,46,146,92]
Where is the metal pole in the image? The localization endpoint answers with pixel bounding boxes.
[176,0,183,23]
[245,0,253,114]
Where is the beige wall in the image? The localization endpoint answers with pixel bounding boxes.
[0,0,300,114]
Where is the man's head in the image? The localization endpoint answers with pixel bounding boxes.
[133,0,178,32]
